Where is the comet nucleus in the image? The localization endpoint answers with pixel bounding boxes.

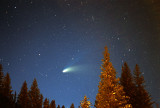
[62,68,69,73]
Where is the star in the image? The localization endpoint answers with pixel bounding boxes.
[128,49,131,52]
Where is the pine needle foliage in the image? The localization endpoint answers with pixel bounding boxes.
[4,73,12,98]
[70,103,75,108]
[43,98,49,108]
[80,95,92,108]
[50,100,56,108]
[18,81,30,108]
[0,64,4,94]
[133,64,154,108]
[95,47,132,108]
[29,78,43,108]
[120,62,136,107]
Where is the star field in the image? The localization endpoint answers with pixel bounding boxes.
[0,0,160,107]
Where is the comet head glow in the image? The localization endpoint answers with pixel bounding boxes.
[62,68,70,73]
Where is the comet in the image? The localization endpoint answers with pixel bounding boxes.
[62,68,71,73]
[62,65,85,73]
[62,67,75,73]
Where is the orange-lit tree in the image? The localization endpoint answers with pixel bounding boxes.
[70,103,75,108]
[29,78,43,108]
[18,81,30,108]
[49,100,56,108]
[43,98,49,108]
[4,73,12,99]
[80,95,91,108]
[95,47,132,108]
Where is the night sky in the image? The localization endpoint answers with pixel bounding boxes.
[0,0,160,107]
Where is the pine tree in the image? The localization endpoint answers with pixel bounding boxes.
[29,78,43,108]
[4,73,12,98]
[133,64,153,108]
[80,95,91,108]
[18,81,30,108]
[70,103,75,108]
[0,64,4,94]
[50,100,56,108]
[62,105,65,108]
[0,65,14,108]
[57,105,60,108]
[43,98,49,108]
[95,46,132,108]
[0,64,5,107]
[120,62,136,107]
[39,94,43,108]
[3,72,14,107]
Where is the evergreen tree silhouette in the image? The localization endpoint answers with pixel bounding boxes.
[70,103,75,108]
[39,94,43,108]
[1,72,14,108]
[95,47,132,108]
[4,73,12,98]
[29,78,43,108]
[80,95,91,108]
[120,62,136,107]
[133,64,153,108]
[43,98,49,108]
[18,81,30,108]
[0,64,4,108]
[0,64,4,94]
[0,64,6,108]
[62,105,65,108]
[50,100,56,108]
[57,105,60,108]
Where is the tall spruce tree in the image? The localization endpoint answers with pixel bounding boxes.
[29,78,43,108]
[0,64,4,94]
[95,47,132,108]
[0,64,5,108]
[133,64,153,108]
[3,73,13,107]
[4,73,12,98]
[50,100,56,108]
[43,98,49,108]
[70,103,75,108]
[120,62,136,107]
[80,95,91,108]
[18,81,30,108]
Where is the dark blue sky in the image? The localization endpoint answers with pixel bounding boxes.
[0,0,160,107]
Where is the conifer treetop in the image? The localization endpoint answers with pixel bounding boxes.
[96,46,132,108]
[80,95,92,108]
